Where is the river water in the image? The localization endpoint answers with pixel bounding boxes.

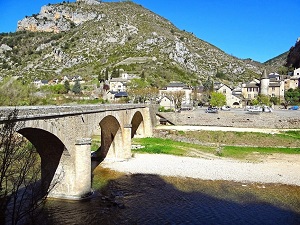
[38,167,300,225]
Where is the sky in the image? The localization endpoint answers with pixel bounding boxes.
[0,0,299,63]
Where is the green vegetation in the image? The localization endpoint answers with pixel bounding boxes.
[132,130,300,161]
[168,130,300,147]
[72,80,82,94]
[221,146,300,159]
[132,137,215,156]
[284,88,300,105]
[209,92,226,107]
[0,78,42,106]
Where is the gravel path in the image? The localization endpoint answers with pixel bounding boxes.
[102,153,300,186]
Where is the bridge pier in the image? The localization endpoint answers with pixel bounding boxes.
[122,124,133,159]
[74,138,92,198]
[48,138,92,200]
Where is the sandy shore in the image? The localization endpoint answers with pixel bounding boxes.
[102,153,300,186]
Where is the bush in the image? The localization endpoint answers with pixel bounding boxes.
[159,106,173,112]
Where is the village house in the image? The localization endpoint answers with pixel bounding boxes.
[107,71,138,101]
[32,79,48,88]
[214,82,242,108]
[284,68,300,90]
[159,81,192,110]
[241,70,285,104]
[159,95,175,110]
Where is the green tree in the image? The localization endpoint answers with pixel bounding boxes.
[257,95,271,106]
[203,78,213,93]
[127,78,149,103]
[141,70,145,80]
[98,72,104,83]
[209,92,226,107]
[105,68,109,80]
[64,80,70,93]
[111,68,119,78]
[284,88,300,105]
[215,71,226,79]
[50,84,66,94]
[72,80,81,94]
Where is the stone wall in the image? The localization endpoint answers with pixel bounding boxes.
[158,110,300,129]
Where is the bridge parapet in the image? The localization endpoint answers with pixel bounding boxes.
[0,104,147,121]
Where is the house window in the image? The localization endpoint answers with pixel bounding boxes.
[254,94,257,98]
[272,87,275,91]
[223,89,226,94]
[248,94,251,99]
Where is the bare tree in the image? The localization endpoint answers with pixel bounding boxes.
[166,91,185,110]
[145,87,159,104]
[0,109,58,225]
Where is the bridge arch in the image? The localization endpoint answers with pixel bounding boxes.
[97,115,122,161]
[17,128,66,194]
[131,111,145,138]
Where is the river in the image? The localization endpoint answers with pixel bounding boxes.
[37,166,300,225]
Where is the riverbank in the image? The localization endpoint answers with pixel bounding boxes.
[102,153,300,186]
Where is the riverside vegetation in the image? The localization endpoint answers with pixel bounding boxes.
[131,130,300,161]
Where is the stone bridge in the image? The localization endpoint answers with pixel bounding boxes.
[0,104,155,200]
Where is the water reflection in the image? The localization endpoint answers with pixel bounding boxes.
[40,168,300,225]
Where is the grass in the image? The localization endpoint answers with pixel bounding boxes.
[91,130,300,160]
[91,135,101,151]
[222,146,300,159]
[162,130,300,148]
[132,137,215,156]
[132,133,300,160]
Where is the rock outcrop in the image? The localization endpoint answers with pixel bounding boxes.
[17,2,104,33]
[286,38,300,69]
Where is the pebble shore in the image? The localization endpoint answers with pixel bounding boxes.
[102,153,300,186]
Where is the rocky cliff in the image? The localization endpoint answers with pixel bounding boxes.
[286,38,300,69]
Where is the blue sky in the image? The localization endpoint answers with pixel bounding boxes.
[0,0,299,63]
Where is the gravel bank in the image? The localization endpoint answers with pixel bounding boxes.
[102,153,300,186]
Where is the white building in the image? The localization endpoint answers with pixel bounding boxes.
[293,68,300,76]
[109,72,137,92]
[159,96,175,110]
[159,82,192,107]
[214,82,242,108]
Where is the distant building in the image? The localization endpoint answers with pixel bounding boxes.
[159,96,175,110]
[159,81,192,107]
[214,82,242,108]
[241,70,284,104]
[33,79,48,88]
[294,68,300,76]
[109,72,137,92]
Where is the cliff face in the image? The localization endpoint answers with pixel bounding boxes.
[17,1,102,33]
[286,38,300,69]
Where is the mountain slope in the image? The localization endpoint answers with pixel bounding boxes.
[286,38,300,69]
[0,0,266,87]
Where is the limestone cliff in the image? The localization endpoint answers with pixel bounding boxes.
[286,38,300,69]
[17,1,103,33]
